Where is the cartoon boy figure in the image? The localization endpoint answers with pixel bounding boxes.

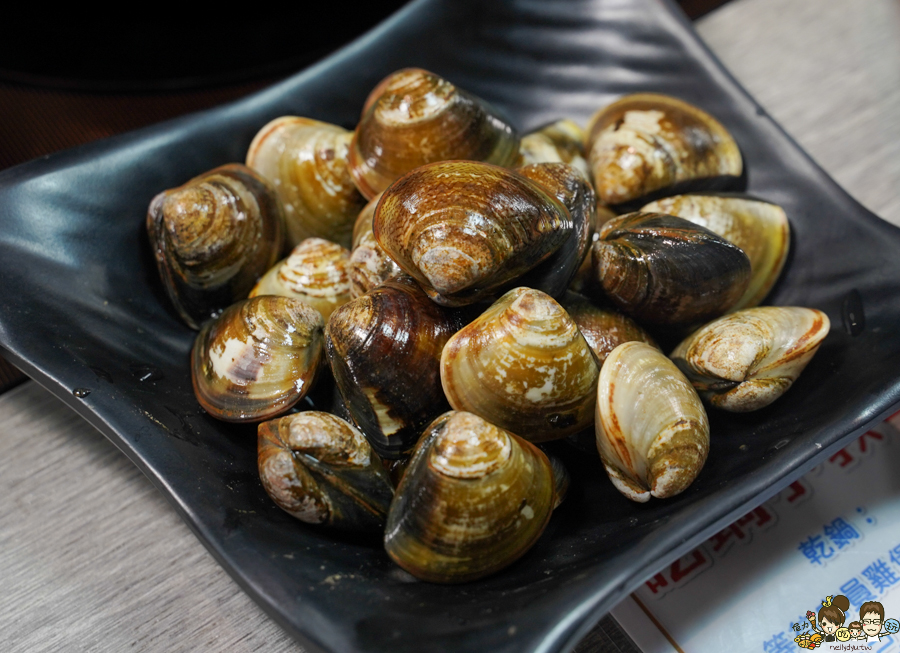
[861,601,887,643]
[847,621,864,641]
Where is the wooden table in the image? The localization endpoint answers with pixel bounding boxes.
[1,0,898,650]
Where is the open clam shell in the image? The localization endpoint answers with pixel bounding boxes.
[592,212,751,326]
[374,161,573,306]
[595,341,709,502]
[642,194,790,310]
[384,411,555,584]
[326,275,464,459]
[191,295,324,422]
[146,164,285,330]
[349,68,520,199]
[441,288,599,441]
[250,237,351,321]
[586,93,742,207]
[257,412,394,532]
[670,306,830,412]
[246,116,365,248]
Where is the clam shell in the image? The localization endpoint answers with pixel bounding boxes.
[592,212,751,326]
[559,291,658,366]
[191,295,324,422]
[326,275,464,459]
[146,164,285,330]
[349,68,520,199]
[246,116,365,248]
[586,93,742,207]
[384,411,554,584]
[516,162,595,295]
[250,237,351,321]
[518,118,591,179]
[642,194,790,310]
[348,193,403,298]
[441,288,599,441]
[374,161,573,306]
[257,412,394,531]
[595,341,709,502]
[670,306,830,412]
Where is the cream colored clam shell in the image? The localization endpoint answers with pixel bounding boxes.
[670,307,830,412]
[518,119,591,179]
[246,116,364,248]
[250,237,351,320]
[595,341,709,502]
[642,195,790,310]
[440,288,599,441]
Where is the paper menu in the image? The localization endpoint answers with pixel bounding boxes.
[612,412,900,653]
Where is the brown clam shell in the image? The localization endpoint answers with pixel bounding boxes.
[191,295,324,422]
[257,411,393,531]
[374,161,573,306]
[592,212,751,326]
[246,116,365,248]
[440,288,599,441]
[146,164,285,330]
[384,411,554,584]
[349,68,520,199]
[559,291,658,366]
[642,194,790,310]
[586,93,742,207]
[326,275,465,459]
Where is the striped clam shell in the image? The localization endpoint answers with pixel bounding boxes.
[246,116,365,248]
[384,411,554,584]
[250,237,351,321]
[191,296,324,422]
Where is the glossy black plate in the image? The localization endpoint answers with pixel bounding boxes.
[1,1,899,651]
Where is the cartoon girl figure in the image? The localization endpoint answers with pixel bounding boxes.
[860,600,887,643]
[847,621,864,641]
[806,595,850,642]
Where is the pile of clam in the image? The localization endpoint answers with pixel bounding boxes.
[146,68,829,584]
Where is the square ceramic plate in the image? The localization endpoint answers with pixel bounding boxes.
[1,1,899,651]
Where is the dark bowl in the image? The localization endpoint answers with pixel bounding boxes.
[1,0,899,652]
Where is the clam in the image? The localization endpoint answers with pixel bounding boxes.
[146,164,285,330]
[326,275,465,459]
[348,192,403,298]
[586,93,742,207]
[258,412,394,531]
[670,307,830,412]
[374,161,574,306]
[191,295,324,422]
[441,288,599,441]
[246,116,366,248]
[592,212,751,326]
[518,118,591,179]
[642,194,790,310]
[384,411,555,584]
[559,291,658,366]
[349,68,520,199]
[516,162,595,293]
[250,237,351,321]
[596,341,709,502]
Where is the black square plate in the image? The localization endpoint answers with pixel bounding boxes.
[1,1,899,651]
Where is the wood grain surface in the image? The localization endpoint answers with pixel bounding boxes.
[1,0,898,651]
